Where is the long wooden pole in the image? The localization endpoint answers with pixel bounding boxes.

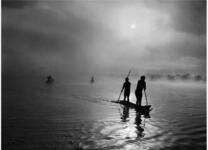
[144,90,148,105]
[117,89,123,102]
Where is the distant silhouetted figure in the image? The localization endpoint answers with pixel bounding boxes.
[46,75,54,84]
[90,76,95,83]
[135,76,146,107]
[121,77,131,102]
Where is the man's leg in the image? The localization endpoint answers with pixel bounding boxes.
[138,93,142,107]
[123,93,126,101]
[127,93,130,102]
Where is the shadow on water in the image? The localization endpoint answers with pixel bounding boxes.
[135,111,145,138]
[120,104,151,139]
[121,105,129,122]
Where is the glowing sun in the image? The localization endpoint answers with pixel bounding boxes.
[130,24,136,29]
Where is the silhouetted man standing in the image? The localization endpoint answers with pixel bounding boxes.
[121,77,131,102]
[135,76,146,107]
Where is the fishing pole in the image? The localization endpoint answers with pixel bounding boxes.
[126,70,131,78]
[144,90,148,105]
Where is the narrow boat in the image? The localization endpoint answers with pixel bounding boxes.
[112,100,152,114]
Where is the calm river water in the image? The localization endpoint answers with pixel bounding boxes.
[2,76,206,150]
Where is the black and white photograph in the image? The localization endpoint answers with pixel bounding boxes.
[2,0,206,149]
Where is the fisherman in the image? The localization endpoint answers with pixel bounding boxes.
[90,76,95,83]
[121,77,131,102]
[135,76,146,107]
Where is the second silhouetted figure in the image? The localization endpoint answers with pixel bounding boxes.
[135,76,146,107]
[121,77,131,102]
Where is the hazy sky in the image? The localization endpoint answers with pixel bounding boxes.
[2,0,206,78]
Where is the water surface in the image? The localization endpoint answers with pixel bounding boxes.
[2,77,206,150]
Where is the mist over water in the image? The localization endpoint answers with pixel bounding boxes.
[2,75,206,150]
[2,0,206,149]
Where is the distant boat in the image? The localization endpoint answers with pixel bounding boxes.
[46,75,54,84]
[90,76,95,83]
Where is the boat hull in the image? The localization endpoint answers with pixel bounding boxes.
[113,100,152,114]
